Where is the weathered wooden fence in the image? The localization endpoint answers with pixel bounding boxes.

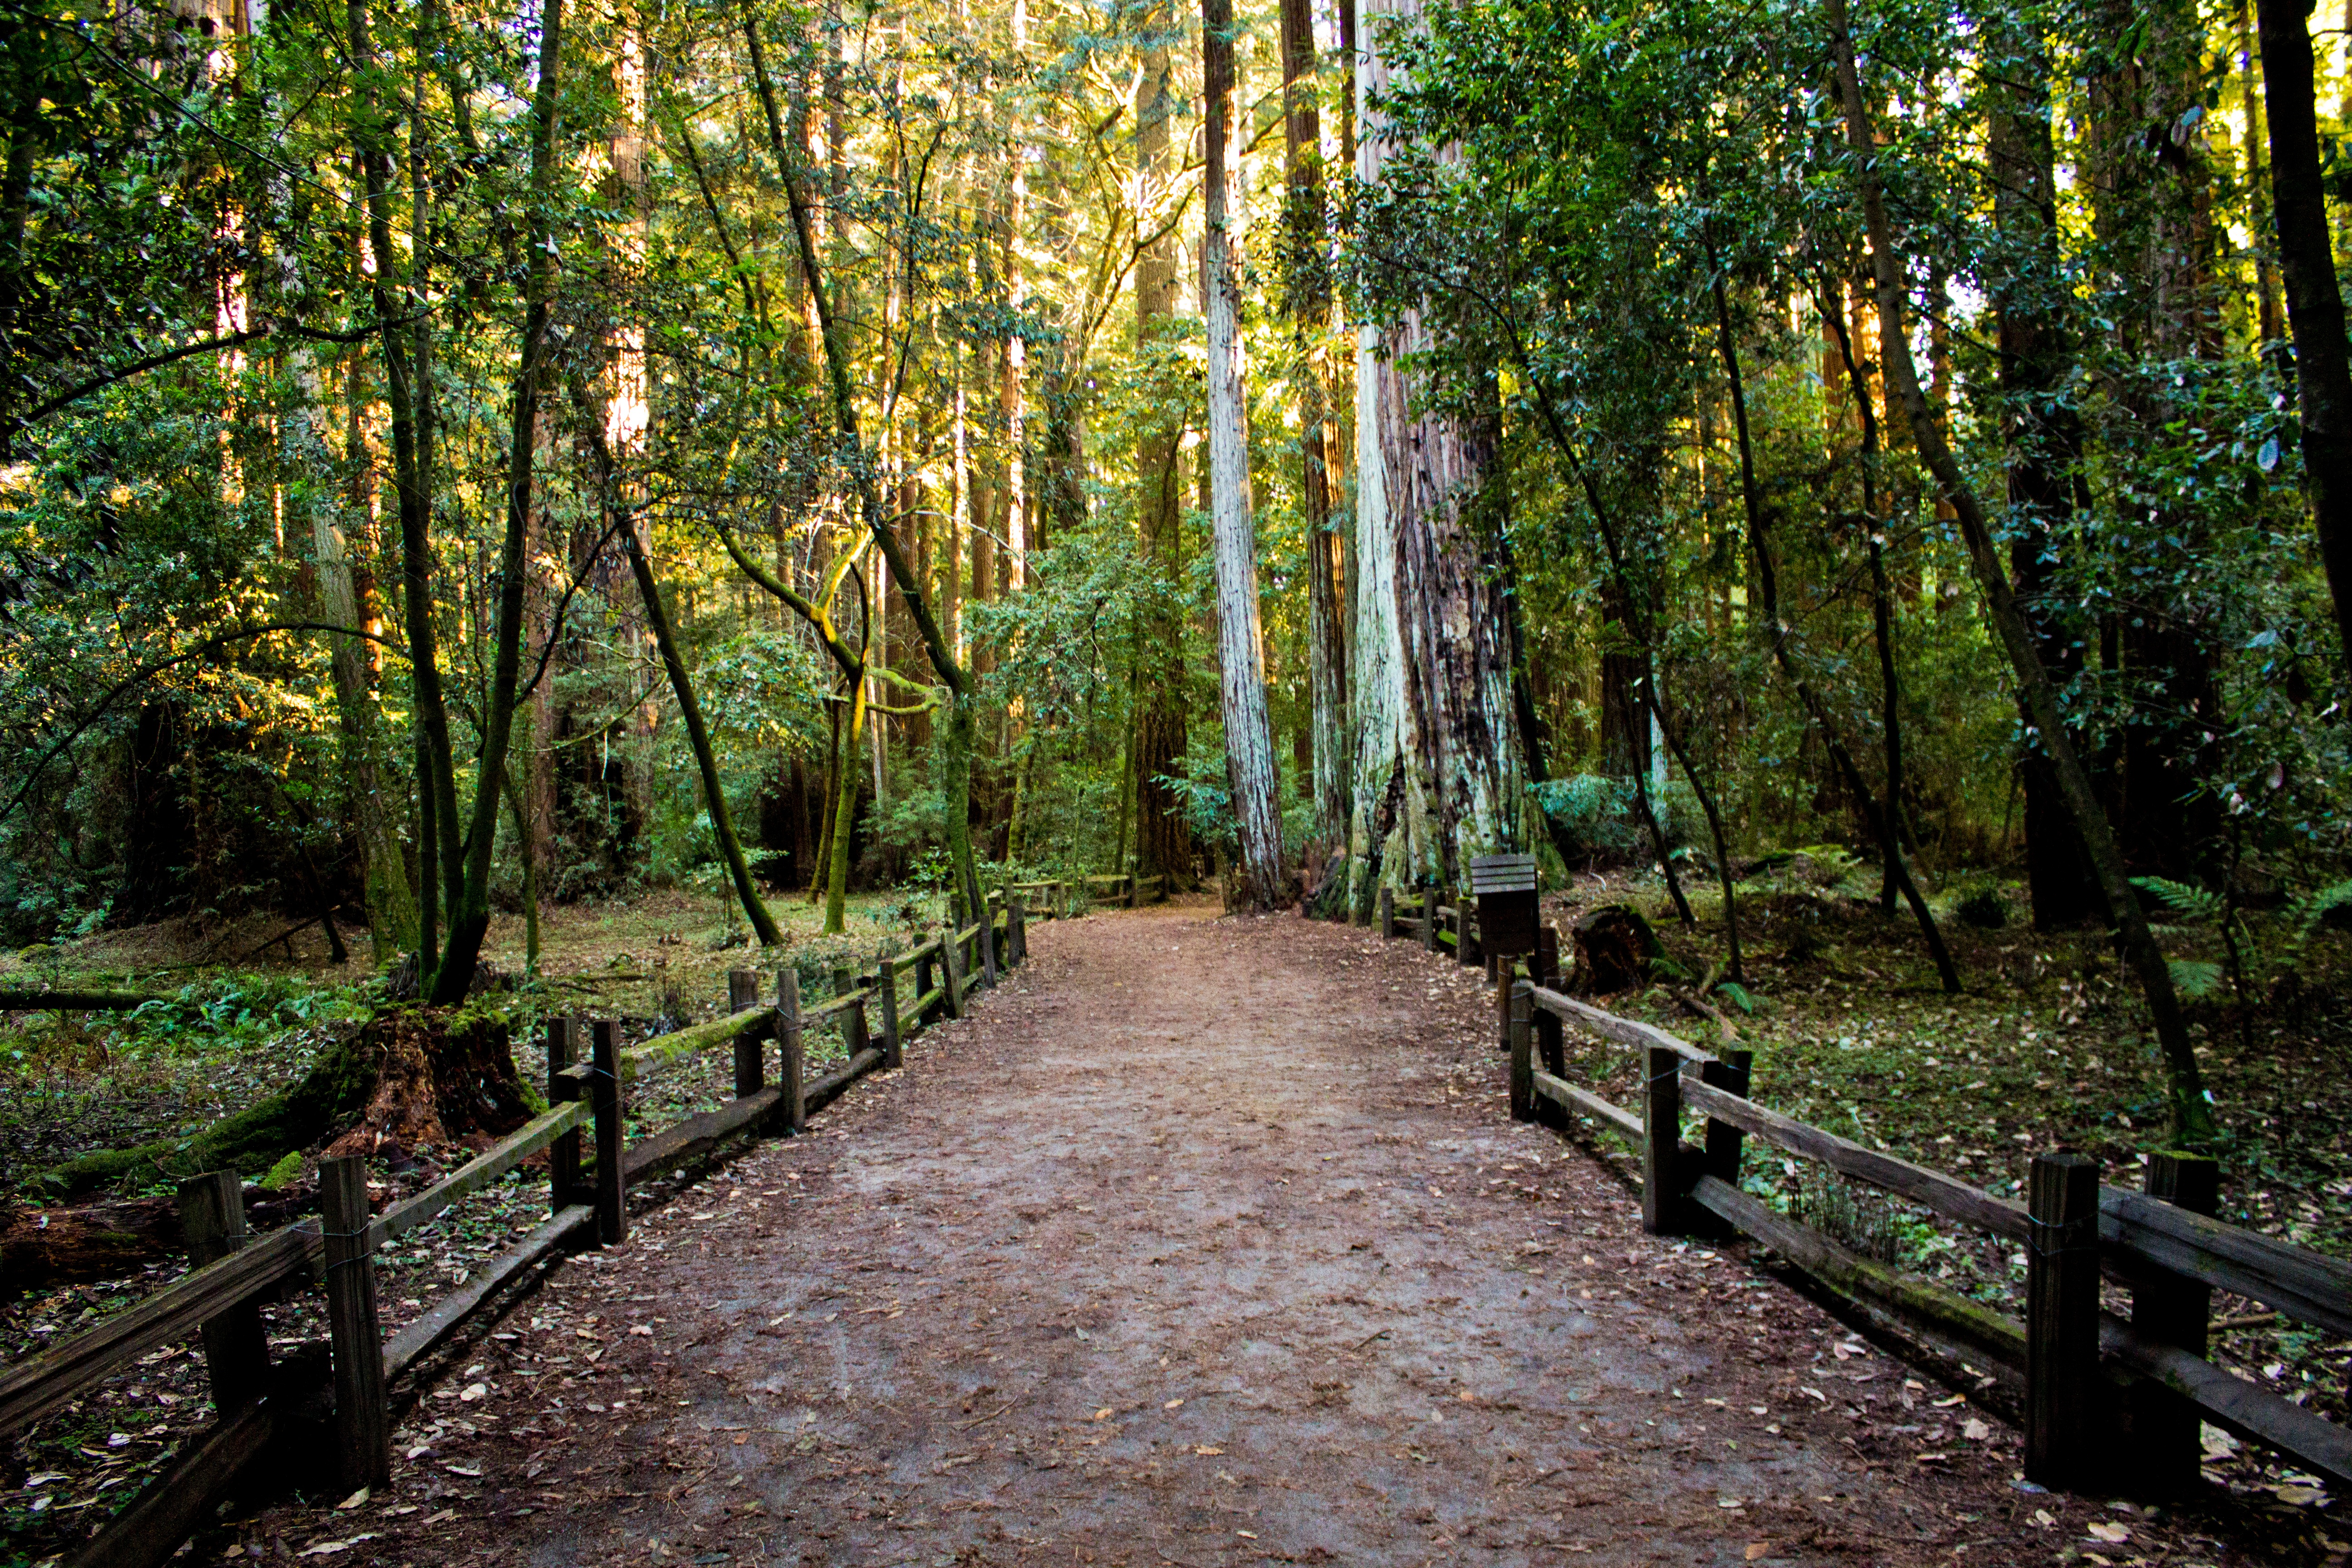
[1366,893,2352,1494]
[1070,872,1169,910]
[0,896,1029,1568]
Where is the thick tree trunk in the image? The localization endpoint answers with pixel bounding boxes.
[1827,0,2215,1142]
[2253,0,2352,667]
[1204,0,1285,910]
[1348,0,1519,904]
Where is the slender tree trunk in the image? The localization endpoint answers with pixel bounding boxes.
[1710,245,1958,992]
[1280,0,1348,857]
[624,527,783,944]
[1827,0,2215,1140]
[1978,13,2106,929]
[348,0,458,978]
[1203,0,1284,909]
[424,0,565,1004]
[2253,0,2352,666]
[744,7,984,924]
[1133,0,1191,887]
[823,662,867,935]
[1816,284,1912,918]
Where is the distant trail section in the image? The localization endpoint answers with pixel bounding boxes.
[289,904,2096,1567]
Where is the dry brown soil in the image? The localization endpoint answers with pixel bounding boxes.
[229,902,2235,1567]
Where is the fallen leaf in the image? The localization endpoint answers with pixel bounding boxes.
[2031,1509,2056,1529]
[2087,1522,2130,1544]
[335,1488,370,1510]
[1746,1546,1770,1562]
[1800,1387,1827,1402]
[420,1508,456,1526]
[1195,1445,1224,1456]
[1163,1398,1184,1410]
[1961,1418,1991,1441]
[630,1325,654,1337]
[1092,1408,1113,1421]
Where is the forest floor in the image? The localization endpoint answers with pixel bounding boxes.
[178,900,2328,1568]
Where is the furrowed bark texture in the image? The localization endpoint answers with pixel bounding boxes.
[1203,0,1285,910]
[1346,0,1423,916]
[1352,0,1525,873]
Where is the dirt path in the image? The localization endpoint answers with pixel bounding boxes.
[254,906,2190,1567]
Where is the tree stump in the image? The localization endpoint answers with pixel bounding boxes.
[319,1007,536,1164]
[1573,904,1657,995]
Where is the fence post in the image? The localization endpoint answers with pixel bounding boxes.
[877,952,903,1071]
[590,1020,627,1246]
[2129,1150,2220,1494]
[1509,983,1535,1123]
[1379,886,1394,938]
[1009,891,1027,965]
[2025,1151,2100,1489]
[546,1018,581,1215]
[1642,1046,1682,1236]
[318,1155,389,1491]
[1462,906,1482,969]
[1701,1048,1754,1184]
[1537,926,1562,987]
[776,971,805,1132]
[728,969,764,1098]
[942,926,967,1019]
[1422,889,1439,953]
[178,1171,268,1410]
[980,906,1000,987]
[916,946,940,1027]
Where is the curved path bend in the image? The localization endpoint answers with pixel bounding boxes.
[286,905,2104,1567]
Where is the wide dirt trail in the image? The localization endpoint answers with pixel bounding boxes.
[337,906,2031,1567]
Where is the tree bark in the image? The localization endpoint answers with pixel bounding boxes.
[744,7,985,925]
[1826,0,2215,1141]
[1281,0,1349,859]
[1979,12,2106,929]
[1204,0,1285,909]
[1709,238,1959,993]
[427,0,565,1004]
[623,526,783,944]
[2253,0,2352,668]
[1134,0,1191,888]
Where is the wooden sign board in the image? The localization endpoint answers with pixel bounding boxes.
[1470,853,1540,955]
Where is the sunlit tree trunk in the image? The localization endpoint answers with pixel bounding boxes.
[1280,0,1347,863]
[1203,0,1284,908]
[1350,0,1524,882]
[1344,0,1421,914]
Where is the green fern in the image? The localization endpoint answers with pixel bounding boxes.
[2132,875,2226,926]
[2167,958,2225,999]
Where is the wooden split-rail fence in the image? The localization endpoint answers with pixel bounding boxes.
[0,897,1031,1568]
[1370,889,2352,1495]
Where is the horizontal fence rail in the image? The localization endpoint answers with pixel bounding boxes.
[10,885,1037,1568]
[1367,880,2351,1498]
